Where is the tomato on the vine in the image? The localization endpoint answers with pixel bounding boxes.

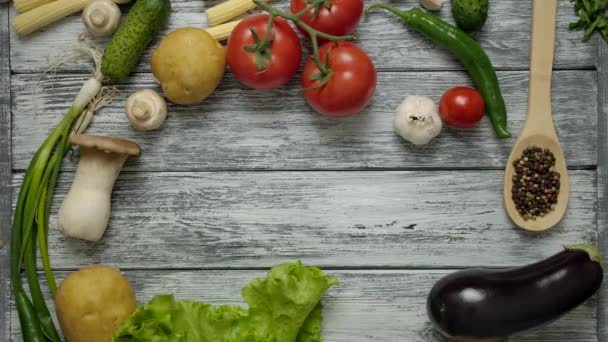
[290,0,364,39]
[301,41,376,117]
[227,14,302,90]
[439,86,486,128]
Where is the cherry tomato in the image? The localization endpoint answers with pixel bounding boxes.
[290,0,364,39]
[227,14,302,90]
[439,86,486,128]
[301,41,376,117]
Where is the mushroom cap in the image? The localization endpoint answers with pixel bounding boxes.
[82,0,121,37]
[70,134,142,157]
[125,89,168,131]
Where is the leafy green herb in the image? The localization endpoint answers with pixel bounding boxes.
[569,0,608,42]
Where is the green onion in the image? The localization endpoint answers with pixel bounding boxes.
[11,49,104,342]
[11,108,88,342]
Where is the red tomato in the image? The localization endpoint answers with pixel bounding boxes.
[290,0,364,39]
[227,14,302,90]
[439,86,486,128]
[301,41,376,117]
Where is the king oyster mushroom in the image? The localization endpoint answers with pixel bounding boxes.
[57,134,141,242]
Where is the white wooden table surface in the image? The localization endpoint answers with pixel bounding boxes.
[1,1,608,341]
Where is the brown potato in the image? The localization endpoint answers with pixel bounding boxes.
[55,265,136,342]
[152,27,226,105]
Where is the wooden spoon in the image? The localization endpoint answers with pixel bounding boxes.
[503,0,569,232]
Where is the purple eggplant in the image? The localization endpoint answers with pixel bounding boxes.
[427,244,604,341]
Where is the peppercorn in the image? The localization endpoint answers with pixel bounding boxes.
[511,146,561,220]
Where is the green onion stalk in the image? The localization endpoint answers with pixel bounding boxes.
[11,48,106,342]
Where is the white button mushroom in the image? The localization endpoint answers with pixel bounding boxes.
[58,134,141,242]
[82,0,121,37]
[394,96,442,145]
[420,0,443,11]
[125,89,168,131]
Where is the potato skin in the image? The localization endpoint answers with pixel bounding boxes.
[56,266,136,342]
[152,27,226,105]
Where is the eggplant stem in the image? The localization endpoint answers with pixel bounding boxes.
[564,244,605,269]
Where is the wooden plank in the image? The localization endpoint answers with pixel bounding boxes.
[9,0,595,73]
[11,170,596,269]
[8,269,600,341]
[0,4,10,342]
[596,42,608,342]
[11,70,598,171]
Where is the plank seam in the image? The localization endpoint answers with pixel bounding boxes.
[1,4,11,342]
[9,165,601,174]
[25,267,543,274]
[596,40,608,342]
[9,66,599,75]
[41,265,573,272]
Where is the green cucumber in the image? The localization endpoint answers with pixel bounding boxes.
[101,0,171,81]
[450,0,488,31]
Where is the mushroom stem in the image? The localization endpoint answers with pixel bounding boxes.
[131,99,153,120]
[82,0,121,37]
[91,8,109,26]
[58,148,126,242]
[125,89,167,131]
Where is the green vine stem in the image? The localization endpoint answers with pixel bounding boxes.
[251,0,355,75]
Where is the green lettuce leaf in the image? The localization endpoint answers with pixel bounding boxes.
[296,303,324,342]
[112,262,338,342]
[113,295,248,342]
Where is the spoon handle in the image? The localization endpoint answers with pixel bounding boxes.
[527,0,557,132]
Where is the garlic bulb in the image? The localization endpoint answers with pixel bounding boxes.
[420,0,443,11]
[82,0,121,37]
[125,89,168,131]
[394,96,442,145]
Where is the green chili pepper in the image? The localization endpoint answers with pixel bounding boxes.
[366,4,511,138]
